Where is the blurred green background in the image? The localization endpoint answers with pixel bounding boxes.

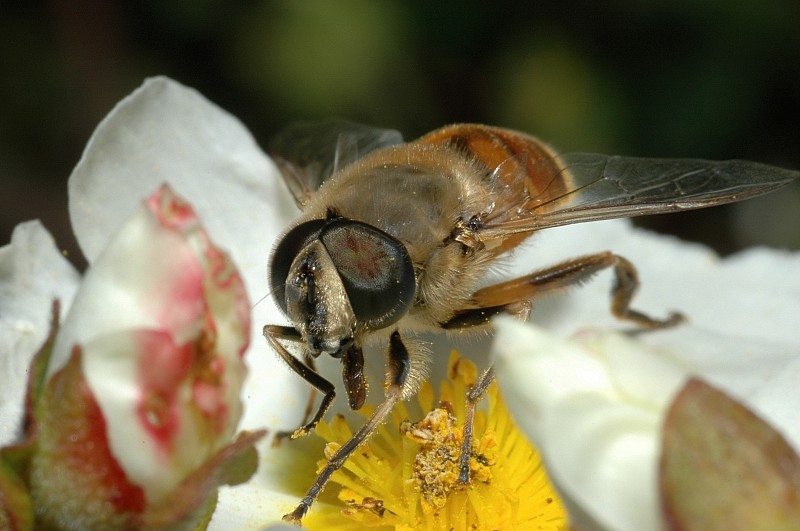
[3,0,799,270]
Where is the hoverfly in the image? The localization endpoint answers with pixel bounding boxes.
[264,122,798,523]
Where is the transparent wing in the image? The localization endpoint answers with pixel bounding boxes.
[479,152,799,240]
[269,121,403,207]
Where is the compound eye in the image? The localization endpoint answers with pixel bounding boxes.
[320,219,415,330]
[269,219,327,315]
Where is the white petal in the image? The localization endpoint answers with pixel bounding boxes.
[211,450,313,530]
[67,75,296,327]
[575,330,687,409]
[492,316,615,440]
[62,78,334,525]
[210,435,347,530]
[493,320,669,531]
[499,218,800,449]
[746,356,800,451]
[67,76,306,431]
[545,393,662,531]
[0,221,80,445]
[69,77,296,280]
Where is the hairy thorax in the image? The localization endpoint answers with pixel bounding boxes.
[298,144,497,329]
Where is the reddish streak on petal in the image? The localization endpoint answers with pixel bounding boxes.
[140,186,208,337]
[135,331,195,456]
[159,253,205,335]
[149,186,252,360]
[205,244,242,308]
[198,229,251,358]
[147,184,198,231]
[75,373,147,513]
[203,237,227,281]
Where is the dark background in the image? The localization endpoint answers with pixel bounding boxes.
[3,0,799,271]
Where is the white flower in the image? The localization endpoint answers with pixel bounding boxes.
[492,220,800,531]
[5,76,796,529]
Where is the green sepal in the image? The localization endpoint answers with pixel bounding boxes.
[0,300,61,531]
[25,300,61,414]
[660,377,800,529]
[0,455,34,531]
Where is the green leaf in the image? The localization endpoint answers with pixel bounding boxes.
[660,378,800,530]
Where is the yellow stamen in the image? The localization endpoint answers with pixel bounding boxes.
[304,351,567,530]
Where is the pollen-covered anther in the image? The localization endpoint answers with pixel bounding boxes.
[400,405,496,510]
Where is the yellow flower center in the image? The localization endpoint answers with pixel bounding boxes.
[303,351,567,530]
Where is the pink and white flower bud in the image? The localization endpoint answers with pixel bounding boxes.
[23,184,256,529]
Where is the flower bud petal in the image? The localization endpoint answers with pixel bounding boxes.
[50,185,250,506]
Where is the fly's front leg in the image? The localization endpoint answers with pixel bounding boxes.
[274,347,320,444]
[283,330,411,524]
[263,324,336,441]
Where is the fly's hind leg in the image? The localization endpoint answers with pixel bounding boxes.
[441,251,684,485]
[283,330,413,524]
[263,325,336,442]
[467,251,685,329]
